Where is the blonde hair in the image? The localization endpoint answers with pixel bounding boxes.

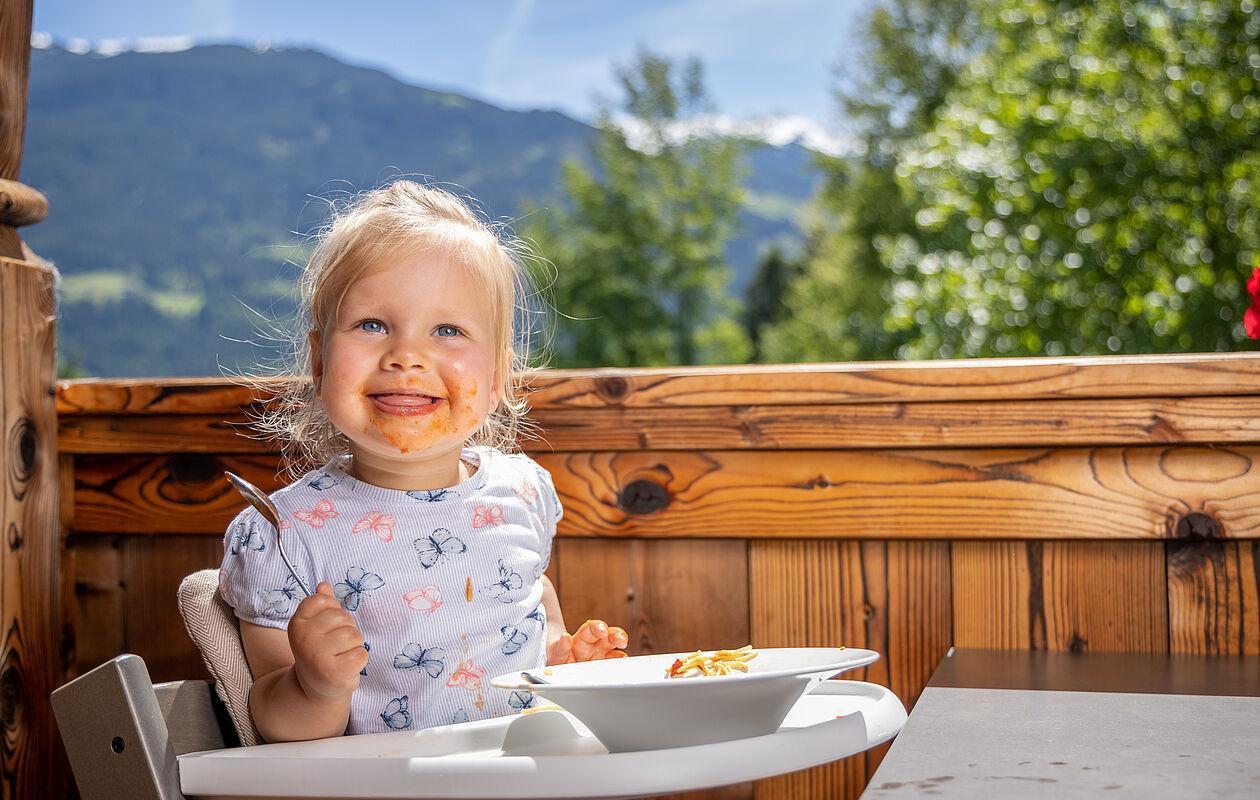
[242,180,541,480]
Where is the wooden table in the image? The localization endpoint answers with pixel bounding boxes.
[862,648,1260,798]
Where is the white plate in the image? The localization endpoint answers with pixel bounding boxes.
[180,680,907,799]
[491,646,878,752]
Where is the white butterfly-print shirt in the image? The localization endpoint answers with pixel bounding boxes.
[218,446,562,735]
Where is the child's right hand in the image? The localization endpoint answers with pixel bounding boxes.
[287,581,368,700]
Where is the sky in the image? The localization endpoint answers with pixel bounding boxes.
[32,0,875,152]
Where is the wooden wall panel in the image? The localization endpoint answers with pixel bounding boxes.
[555,538,751,800]
[554,538,749,656]
[1167,540,1260,655]
[749,541,951,800]
[953,541,1168,652]
[66,537,125,680]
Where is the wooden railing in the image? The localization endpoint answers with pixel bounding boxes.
[56,353,1260,800]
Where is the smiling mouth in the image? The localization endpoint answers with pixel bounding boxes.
[368,393,445,416]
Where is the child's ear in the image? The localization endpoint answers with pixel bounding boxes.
[309,331,324,391]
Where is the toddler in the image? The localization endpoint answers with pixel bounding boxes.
[219,181,628,743]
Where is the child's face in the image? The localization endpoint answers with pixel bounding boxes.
[313,249,500,470]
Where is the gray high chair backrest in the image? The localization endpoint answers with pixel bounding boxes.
[52,569,259,799]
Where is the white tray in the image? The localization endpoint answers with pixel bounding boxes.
[179,680,906,799]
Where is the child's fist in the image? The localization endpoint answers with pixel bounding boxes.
[547,619,629,665]
[288,581,368,700]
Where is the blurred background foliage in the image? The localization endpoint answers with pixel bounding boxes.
[530,0,1260,367]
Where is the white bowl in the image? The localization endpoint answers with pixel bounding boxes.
[491,646,878,752]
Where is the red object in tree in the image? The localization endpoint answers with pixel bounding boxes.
[1247,265,1260,340]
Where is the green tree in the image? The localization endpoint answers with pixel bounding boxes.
[742,244,806,361]
[762,0,980,362]
[522,51,751,368]
[883,0,1260,357]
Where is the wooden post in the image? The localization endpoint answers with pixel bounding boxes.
[0,1,64,798]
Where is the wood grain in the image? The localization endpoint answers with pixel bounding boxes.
[952,541,1168,652]
[0,256,62,800]
[538,447,1260,540]
[1167,540,1260,655]
[71,447,1260,539]
[555,538,751,800]
[749,541,951,800]
[55,354,1260,416]
[57,395,1260,454]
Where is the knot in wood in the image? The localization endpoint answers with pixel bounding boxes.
[0,658,21,730]
[595,376,629,403]
[1174,512,1220,541]
[167,454,220,486]
[6,523,21,553]
[7,417,36,484]
[618,479,670,515]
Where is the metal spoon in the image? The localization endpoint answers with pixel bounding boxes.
[224,471,313,597]
[521,671,550,685]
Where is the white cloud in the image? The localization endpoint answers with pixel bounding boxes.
[65,37,90,55]
[616,112,859,157]
[31,31,52,50]
[134,36,195,53]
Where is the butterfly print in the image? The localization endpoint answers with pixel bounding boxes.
[307,471,344,491]
[293,498,338,528]
[380,696,412,730]
[360,641,371,676]
[471,504,505,528]
[500,624,529,655]
[413,528,467,569]
[508,691,536,711]
[352,511,396,543]
[402,586,443,615]
[513,481,539,506]
[482,560,523,603]
[257,574,303,618]
[447,660,486,692]
[407,488,455,503]
[393,643,446,679]
[451,708,469,725]
[526,605,546,625]
[228,521,265,555]
[334,566,385,611]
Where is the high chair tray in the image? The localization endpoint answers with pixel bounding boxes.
[179,680,906,799]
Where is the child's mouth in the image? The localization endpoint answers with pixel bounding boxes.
[368,393,443,417]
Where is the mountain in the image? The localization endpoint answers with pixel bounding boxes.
[20,44,820,377]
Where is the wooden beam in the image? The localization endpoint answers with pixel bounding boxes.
[57,395,1260,454]
[55,353,1260,415]
[69,446,1260,539]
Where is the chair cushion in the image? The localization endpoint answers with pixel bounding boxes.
[176,569,261,746]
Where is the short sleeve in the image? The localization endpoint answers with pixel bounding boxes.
[218,506,316,630]
[531,461,563,573]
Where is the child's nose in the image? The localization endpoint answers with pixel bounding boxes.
[382,345,429,371]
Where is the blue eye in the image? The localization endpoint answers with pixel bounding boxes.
[435,324,461,337]
[358,320,386,334]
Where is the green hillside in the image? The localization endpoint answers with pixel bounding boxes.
[21,44,817,376]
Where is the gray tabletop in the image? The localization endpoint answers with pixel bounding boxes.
[863,649,1260,799]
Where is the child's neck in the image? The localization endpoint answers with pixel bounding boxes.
[347,446,474,491]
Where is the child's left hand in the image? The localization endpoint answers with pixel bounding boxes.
[547,619,629,664]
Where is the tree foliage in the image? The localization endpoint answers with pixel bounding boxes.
[769,0,1260,361]
[522,52,750,368]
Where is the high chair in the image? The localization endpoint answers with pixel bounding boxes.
[53,570,907,800]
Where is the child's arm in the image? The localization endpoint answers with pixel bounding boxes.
[241,582,368,742]
[541,575,629,664]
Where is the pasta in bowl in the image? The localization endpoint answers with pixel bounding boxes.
[491,646,878,752]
